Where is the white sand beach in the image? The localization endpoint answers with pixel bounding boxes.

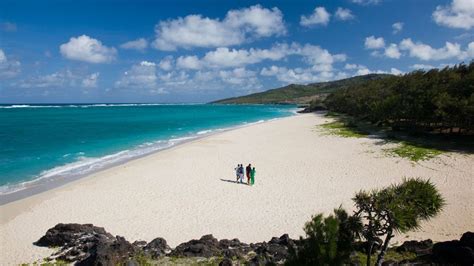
[1,113,473,265]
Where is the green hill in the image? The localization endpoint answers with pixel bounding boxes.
[211,74,392,104]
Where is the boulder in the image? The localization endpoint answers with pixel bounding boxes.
[395,239,433,255]
[460,232,474,250]
[143,237,171,258]
[35,223,114,247]
[171,234,222,258]
[432,240,474,265]
[77,236,136,266]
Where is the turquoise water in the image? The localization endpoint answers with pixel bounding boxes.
[0,104,295,194]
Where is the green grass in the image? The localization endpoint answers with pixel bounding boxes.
[386,142,443,162]
[320,121,369,138]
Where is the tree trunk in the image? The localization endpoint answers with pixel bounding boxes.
[376,229,393,266]
[366,241,374,266]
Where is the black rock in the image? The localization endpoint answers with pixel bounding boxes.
[460,232,474,250]
[171,234,222,258]
[76,236,136,266]
[35,223,114,247]
[396,239,433,255]
[143,237,170,258]
[432,240,474,265]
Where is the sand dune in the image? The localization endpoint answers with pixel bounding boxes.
[1,113,473,265]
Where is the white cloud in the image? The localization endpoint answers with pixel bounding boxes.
[115,61,158,89]
[120,38,148,51]
[261,65,344,84]
[300,7,331,26]
[433,0,474,30]
[0,49,21,79]
[392,22,403,34]
[17,70,99,88]
[365,36,385,49]
[60,35,117,63]
[176,55,203,70]
[335,7,355,21]
[81,73,100,88]
[399,38,473,61]
[171,43,346,72]
[351,0,381,5]
[152,5,285,50]
[219,67,257,85]
[410,64,436,70]
[158,56,174,71]
[384,43,401,59]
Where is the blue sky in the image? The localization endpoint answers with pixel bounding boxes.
[1,0,473,103]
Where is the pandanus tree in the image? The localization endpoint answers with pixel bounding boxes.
[353,178,445,266]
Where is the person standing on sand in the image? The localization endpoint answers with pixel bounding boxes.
[250,167,256,185]
[235,164,240,182]
[246,164,252,185]
[239,164,244,183]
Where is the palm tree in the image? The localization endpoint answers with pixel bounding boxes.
[353,178,445,266]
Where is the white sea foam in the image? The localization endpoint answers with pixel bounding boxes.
[0,103,203,109]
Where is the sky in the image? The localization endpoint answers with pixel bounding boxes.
[0,0,473,103]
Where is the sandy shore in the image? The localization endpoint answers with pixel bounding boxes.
[1,113,473,265]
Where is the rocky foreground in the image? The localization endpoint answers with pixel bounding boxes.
[34,223,473,265]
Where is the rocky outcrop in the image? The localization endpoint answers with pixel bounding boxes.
[35,224,474,265]
[35,224,298,265]
[432,236,474,265]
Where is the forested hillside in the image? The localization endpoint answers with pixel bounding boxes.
[324,62,474,134]
[212,74,390,104]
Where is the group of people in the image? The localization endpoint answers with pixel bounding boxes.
[235,164,256,185]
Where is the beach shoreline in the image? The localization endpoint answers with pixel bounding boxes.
[0,110,298,206]
[1,113,473,265]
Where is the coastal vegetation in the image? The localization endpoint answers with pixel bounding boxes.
[324,62,474,135]
[212,74,390,104]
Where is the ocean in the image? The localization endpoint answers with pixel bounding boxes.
[0,104,296,196]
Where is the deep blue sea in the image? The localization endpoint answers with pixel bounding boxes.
[0,104,296,194]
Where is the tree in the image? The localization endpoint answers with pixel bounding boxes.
[353,178,445,266]
[286,207,362,266]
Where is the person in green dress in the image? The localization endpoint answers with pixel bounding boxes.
[250,167,256,185]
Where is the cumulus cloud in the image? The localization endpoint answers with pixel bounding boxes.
[392,22,403,34]
[60,35,117,63]
[410,64,436,70]
[158,56,174,71]
[0,49,21,79]
[81,73,100,88]
[399,38,473,61]
[17,70,99,88]
[152,5,285,50]
[120,38,148,51]
[344,63,403,76]
[335,7,355,20]
[261,65,345,84]
[365,36,385,49]
[219,67,257,85]
[384,43,401,59]
[115,61,158,89]
[433,0,474,30]
[176,55,203,70]
[172,43,346,72]
[300,7,331,26]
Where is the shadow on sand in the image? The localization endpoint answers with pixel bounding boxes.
[220,179,249,185]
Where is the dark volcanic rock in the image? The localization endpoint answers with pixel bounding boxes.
[143,237,171,258]
[35,224,137,265]
[460,231,474,250]
[35,223,114,247]
[396,239,433,255]
[171,234,222,258]
[77,236,136,266]
[432,240,474,265]
[219,257,233,266]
